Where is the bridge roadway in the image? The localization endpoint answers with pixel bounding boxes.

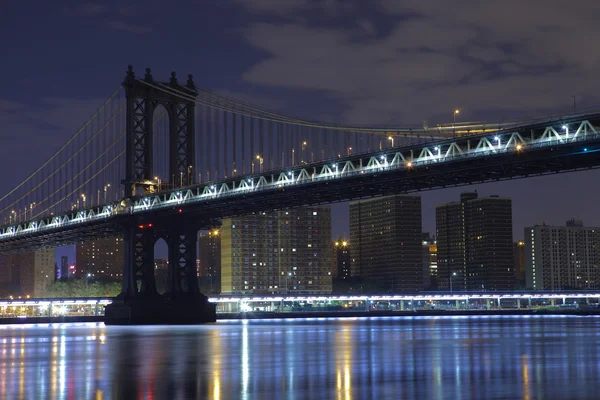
[1,113,600,252]
[0,292,599,319]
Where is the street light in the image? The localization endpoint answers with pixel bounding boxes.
[388,136,394,147]
[104,184,111,202]
[81,194,86,208]
[347,147,352,156]
[453,109,460,136]
[301,141,307,164]
[256,155,264,172]
[450,272,457,292]
[285,272,292,293]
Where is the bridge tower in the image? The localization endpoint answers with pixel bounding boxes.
[122,65,197,197]
[105,66,215,324]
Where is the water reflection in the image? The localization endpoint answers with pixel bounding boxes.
[1,316,600,399]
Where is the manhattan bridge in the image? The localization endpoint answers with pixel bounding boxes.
[0,66,599,323]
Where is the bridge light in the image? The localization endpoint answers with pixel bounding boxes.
[516,144,523,150]
[494,136,500,141]
[434,146,439,151]
[406,161,413,168]
[380,155,386,161]
[248,179,252,183]
[584,148,588,152]
[288,171,293,176]
[210,185,215,190]
[562,125,567,130]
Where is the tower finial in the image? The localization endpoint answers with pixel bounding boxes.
[186,74,196,90]
[123,65,135,86]
[144,68,153,82]
[170,71,178,86]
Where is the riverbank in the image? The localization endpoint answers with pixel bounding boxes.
[218,308,600,320]
[1,308,600,325]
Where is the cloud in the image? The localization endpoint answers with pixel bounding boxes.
[234,1,600,125]
[61,1,152,34]
[61,2,107,17]
[106,20,152,34]
[0,95,119,166]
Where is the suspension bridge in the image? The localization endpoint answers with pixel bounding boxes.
[1,66,599,323]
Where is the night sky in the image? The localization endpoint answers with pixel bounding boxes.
[2,1,600,264]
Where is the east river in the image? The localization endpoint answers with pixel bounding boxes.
[1,315,600,399]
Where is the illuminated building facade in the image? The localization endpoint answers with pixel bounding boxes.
[333,240,351,280]
[221,207,332,295]
[0,249,55,297]
[75,237,124,279]
[33,249,55,297]
[437,192,514,291]
[199,229,222,293]
[422,233,438,289]
[349,195,423,292]
[514,241,526,288]
[526,219,600,290]
[60,256,69,280]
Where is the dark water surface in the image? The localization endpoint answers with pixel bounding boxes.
[1,315,600,399]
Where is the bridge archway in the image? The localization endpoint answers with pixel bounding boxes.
[153,237,168,294]
[122,66,197,197]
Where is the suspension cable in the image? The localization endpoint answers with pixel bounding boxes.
[0,105,125,215]
[0,87,122,202]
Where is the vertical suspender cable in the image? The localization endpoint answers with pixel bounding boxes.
[241,115,245,174]
[232,111,237,175]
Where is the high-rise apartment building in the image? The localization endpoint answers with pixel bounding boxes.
[33,249,55,297]
[0,253,32,295]
[349,195,423,292]
[76,237,124,279]
[514,241,526,289]
[422,233,438,290]
[221,207,332,295]
[60,256,69,280]
[154,258,169,293]
[0,250,55,297]
[198,229,222,293]
[436,192,514,291]
[525,219,600,290]
[333,239,351,281]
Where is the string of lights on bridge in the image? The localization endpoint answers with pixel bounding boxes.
[0,115,597,241]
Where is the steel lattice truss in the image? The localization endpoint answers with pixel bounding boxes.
[1,116,599,251]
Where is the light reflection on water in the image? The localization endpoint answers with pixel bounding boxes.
[0,316,600,399]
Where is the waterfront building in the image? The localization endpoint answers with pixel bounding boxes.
[75,237,124,279]
[221,207,332,295]
[198,229,222,293]
[333,239,351,281]
[436,192,514,291]
[525,219,600,290]
[60,256,69,280]
[33,249,55,297]
[514,241,526,289]
[349,195,423,292]
[423,233,438,289]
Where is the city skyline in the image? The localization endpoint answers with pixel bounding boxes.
[2,1,600,257]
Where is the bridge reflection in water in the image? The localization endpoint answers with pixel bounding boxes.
[0,293,598,319]
[1,317,600,399]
